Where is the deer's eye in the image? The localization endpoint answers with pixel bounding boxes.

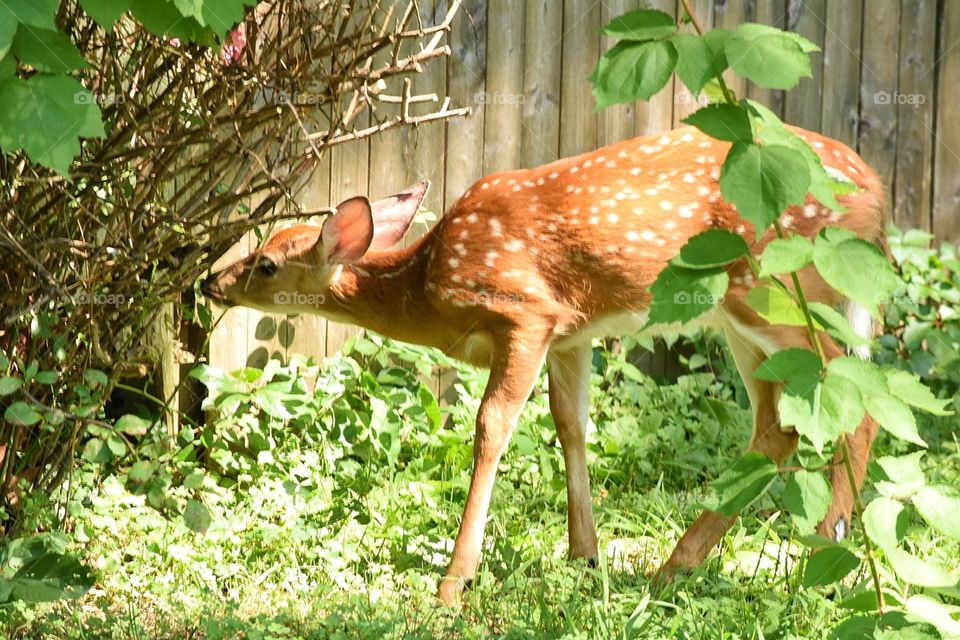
[257,258,278,277]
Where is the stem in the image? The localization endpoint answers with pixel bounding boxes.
[839,436,886,612]
[679,0,887,614]
[678,0,737,105]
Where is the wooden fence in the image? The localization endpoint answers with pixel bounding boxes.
[203,0,960,389]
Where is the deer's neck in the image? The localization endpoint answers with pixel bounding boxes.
[324,236,432,341]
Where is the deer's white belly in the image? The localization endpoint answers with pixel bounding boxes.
[552,308,721,351]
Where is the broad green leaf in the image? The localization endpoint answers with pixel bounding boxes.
[813,233,898,319]
[759,236,815,277]
[34,371,58,384]
[913,485,960,540]
[127,461,156,485]
[829,357,925,446]
[883,370,953,416]
[905,595,960,637]
[865,396,924,447]
[171,0,253,39]
[838,589,880,613]
[79,0,130,28]
[779,372,864,454]
[670,33,716,95]
[802,546,860,587]
[646,265,728,327]
[673,229,749,268]
[417,384,442,430]
[754,348,822,396]
[682,103,754,144]
[734,23,820,53]
[720,142,811,237]
[9,552,94,603]
[0,21,16,61]
[887,549,957,587]
[184,499,211,534]
[862,496,906,552]
[0,376,21,396]
[0,74,105,177]
[0,53,14,79]
[745,284,810,327]
[828,615,878,640]
[12,27,88,73]
[783,470,831,535]
[127,0,214,44]
[81,438,111,464]
[600,8,676,41]
[4,401,41,426]
[591,40,677,108]
[0,0,59,29]
[726,30,812,90]
[875,452,926,498]
[808,302,872,347]
[116,414,150,436]
[704,451,778,517]
[83,368,109,387]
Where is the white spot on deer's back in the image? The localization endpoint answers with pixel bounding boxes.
[505,239,524,252]
[448,258,460,268]
[489,218,503,237]
[466,212,478,224]
[485,251,499,267]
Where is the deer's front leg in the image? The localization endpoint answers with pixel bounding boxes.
[438,327,550,606]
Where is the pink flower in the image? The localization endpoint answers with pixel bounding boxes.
[221,24,246,65]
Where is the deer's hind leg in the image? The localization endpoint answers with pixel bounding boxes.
[548,344,599,563]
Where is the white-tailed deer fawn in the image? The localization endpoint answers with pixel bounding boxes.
[203,124,885,604]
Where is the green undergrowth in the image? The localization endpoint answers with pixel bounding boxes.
[6,335,958,639]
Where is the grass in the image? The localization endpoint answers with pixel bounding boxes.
[7,338,960,639]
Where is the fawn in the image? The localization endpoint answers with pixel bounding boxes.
[202,124,885,605]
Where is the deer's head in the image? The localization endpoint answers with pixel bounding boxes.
[201,181,429,313]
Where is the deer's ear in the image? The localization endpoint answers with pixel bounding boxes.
[321,196,374,264]
[368,180,430,250]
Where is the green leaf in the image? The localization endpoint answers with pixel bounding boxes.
[83,368,109,387]
[802,546,860,587]
[875,452,926,498]
[829,357,926,446]
[116,414,150,436]
[828,615,878,640]
[720,142,811,237]
[600,8,676,41]
[813,233,899,319]
[0,21,16,61]
[882,370,953,416]
[670,33,716,95]
[34,371,58,385]
[184,499,211,534]
[127,461,155,485]
[779,372,864,454]
[9,552,94,603]
[913,485,960,540]
[745,284,810,327]
[759,236,815,277]
[170,0,253,39]
[808,303,871,347]
[417,384,442,430]
[0,0,59,29]
[79,0,130,28]
[682,103,754,144]
[646,265,728,327]
[591,40,677,108]
[735,23,821,53]
[905,595,960,637]
[0,376,22,396]
[81,438,112,464]
[862,496,905,552]
[704,451,778,517]
[673,229,749,268]
[0,74,105,177]
[726,29,813,90]
[0,53,14,79]
[127,0,214,44]
[754,348,822,396]
[783,470,831,535]
[12,27,88,73]
[887,549,957,587]
[4,401,41,426]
